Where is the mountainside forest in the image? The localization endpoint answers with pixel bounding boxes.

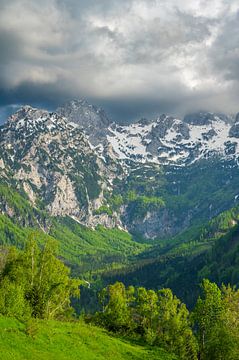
[1,101,239,359]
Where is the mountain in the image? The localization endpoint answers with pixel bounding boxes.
[105,109,239,237]
[106,112,238,166]
[0,105,123,229]
[1,99,239,309]
[1,102,239,240]
[57,99,111,146]
[57,101,238,166]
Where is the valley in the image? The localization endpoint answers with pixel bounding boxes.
[0,100,239,359]
[1,101,239,290]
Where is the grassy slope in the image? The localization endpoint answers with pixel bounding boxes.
[0,317,176,360]
[51,217,148,275]
[0,213,148,277]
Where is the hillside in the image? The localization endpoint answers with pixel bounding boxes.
[0,317,176,360]
[1,101,239,306]
[102,205,239,307]
[0,179,148,276]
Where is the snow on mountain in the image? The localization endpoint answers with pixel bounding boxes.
[55,99,239,166]
[106,113,239,166]
[1,101,239,239]
[17,100,236,167]
[0,105,123,228]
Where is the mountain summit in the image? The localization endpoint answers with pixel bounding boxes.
[56,101,239,167]
[57,99,111,146]
[0,104,122,228]
[0,100,239,239]
[106,112,239,166]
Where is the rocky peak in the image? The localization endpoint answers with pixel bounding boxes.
[229,113,239,138]
[56,99,112,146]
[3,106,80,147]
[0,104,124,229]
[9,105,48,123]
[106,111,239,166]
[137,118,153,126]
[183,111,234,126]
[184,112,217,125]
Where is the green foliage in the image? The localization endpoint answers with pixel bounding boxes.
[129,195,165,219]
[193,280,223,359]
[0,215,29,247]
[193,280,239,360]
[97,282,197,359]
[220,285,239,359]
[135,287,159,344]
[98,282,133,332]
[109,194,124,211]
[123,190,165,221]
[0,237,80,319]
[96,279,239,360]
[156,289,198,359]
[104,205,239,308]
[0,209,149,279]
[93,205,113,216]
[0,183,47,226]
[111,159,239,235]
[0,277,30,319]
[50,217,148,275]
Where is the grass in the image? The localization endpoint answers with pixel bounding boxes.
[52,217,147,257]
[0,212,150,276]
[0,316,176,360]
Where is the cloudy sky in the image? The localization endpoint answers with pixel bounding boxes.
[0,0,239,122]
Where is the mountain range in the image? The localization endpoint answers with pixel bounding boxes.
[1,100,239,234]
[1,99,239,305]
[57,99,239,166]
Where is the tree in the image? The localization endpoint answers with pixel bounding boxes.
[156,288,197,360]
[217,284,239,360]
[24,237,80,319]
[135,287,158,344]
[99,282,134,332]
[0,235,80,319]
[193,279,224,360]
[98,282,197,359]
[0,277,30,318]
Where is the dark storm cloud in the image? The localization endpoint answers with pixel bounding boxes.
[209,10,239,81]
[0,0,239,123]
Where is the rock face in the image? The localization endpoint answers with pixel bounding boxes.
[48,175,79,216]
[0,105,123,228]
[229,115,239,138]
[57,99,111,146]
[184,112,217,125]
[123,208,182,239]
[1,101,239,240]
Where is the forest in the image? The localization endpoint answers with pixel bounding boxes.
[0,238,239,360]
